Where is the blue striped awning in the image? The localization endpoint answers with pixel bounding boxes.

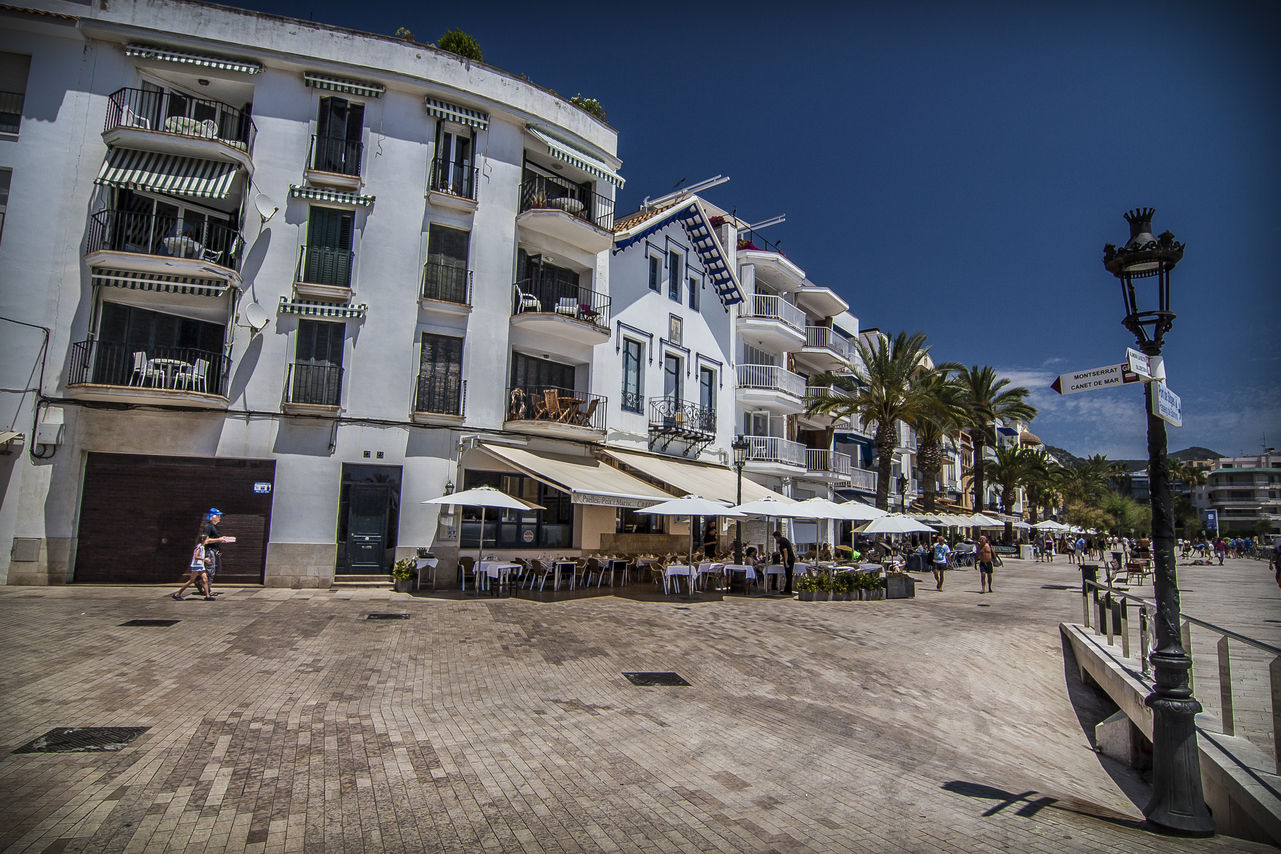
[289,184,375,207]
[124,44,261,75]
[278,297,366,319]
[303,72,384,99]
[424,97,488,131]
[95,149,239,200]
[90,267,229,298]
[526,126,623,188]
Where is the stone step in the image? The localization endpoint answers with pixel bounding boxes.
[331,575,394,588]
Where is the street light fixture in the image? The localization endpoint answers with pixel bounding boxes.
[897,474,908,512]
[732,435,750,564]
[1103,207,1213,835]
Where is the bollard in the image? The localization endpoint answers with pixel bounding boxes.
[1140,605,1152,678]
[1121,598,1130,659]
[1218,636,1234,737]
[1081,565,1097,627]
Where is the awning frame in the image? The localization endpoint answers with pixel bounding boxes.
[95,148,240,201]
[527,126,623,188]
[125,44,261,75]
[289,184,375,208]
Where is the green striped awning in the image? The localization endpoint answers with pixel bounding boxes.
[289,184,375,207]
[424,97,488,131]
[124,44,261,75]
[95,149,239,200]
[278,297,367,319]
[90,267,229,298]
[526,126,624,188]
[303,72,384,98]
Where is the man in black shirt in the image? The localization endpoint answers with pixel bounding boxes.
[772,529,796,595]
[201,508,231,588]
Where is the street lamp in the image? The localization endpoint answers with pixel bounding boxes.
[897,474,909,512]
[1103,207,1213,835]
[732,435,750,564]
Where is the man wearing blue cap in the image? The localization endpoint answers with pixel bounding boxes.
[200,509,232,595]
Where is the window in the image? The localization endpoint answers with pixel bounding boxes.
[302,207,354,287]
[688,274,700,311]
[511,352,575,393]
[622,339,643,413]
[0,52,30,136]
[313,96,364,175]
[432,122,474,197]
[461,470,570,548]
[417,332,464,415]
[667,250,682,301]
[648,254,661,292]
[699,367,715,414]
[292,319,344,406]
[0,169,8,246]
[424,224,470,302]
[663,353,682,404]
[743,344,775,366]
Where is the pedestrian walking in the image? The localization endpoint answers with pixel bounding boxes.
[977,535,995,594]
[772,530,796,595]
[931,535,951,590]
[172,536,213,600]
[199,508,234,597]
[1214,537,1227,566]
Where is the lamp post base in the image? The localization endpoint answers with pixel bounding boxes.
[1142,652,1215,836]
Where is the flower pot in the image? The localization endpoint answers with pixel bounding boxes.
[394,578,414,593]
[799,590,815,601]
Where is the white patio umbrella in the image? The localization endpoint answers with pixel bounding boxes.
[423,485,544,568]
[857,513,937,535]
[1033,519,1071,531]
[637,495,744,563]
[968,513,1004,527]
[1012,521,1034,530]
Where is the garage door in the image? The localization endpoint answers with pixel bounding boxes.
[75,453,274,584]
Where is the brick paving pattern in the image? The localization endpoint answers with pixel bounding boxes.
[0,557,1274,852]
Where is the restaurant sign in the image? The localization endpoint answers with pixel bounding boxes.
[571,491,658,509]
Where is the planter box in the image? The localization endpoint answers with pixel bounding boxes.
[798,590,814,601]
[394,578,414,593]
[884,574,915,599]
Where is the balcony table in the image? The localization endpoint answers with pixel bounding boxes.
[161,235,204,258]
[546,196,585,215]
[148,357,192,390]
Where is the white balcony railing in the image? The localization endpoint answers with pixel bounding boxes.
[806,449,852,477]
[746,435,807,467]
[737,364,806,398]
[848,468,878,492]
[743,294,805,331]
[804,326,852,360]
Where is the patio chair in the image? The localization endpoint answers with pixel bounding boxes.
[174,357,209,393]
[540,389,562,421]
[573,398,598,426]
[457,556,475,592]
[130,351,159,387]
[523,559,551,592]
[515,288,540,313]
[554,297,577,316]
[121,104,151,130]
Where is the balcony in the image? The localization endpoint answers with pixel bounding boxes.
[294,245,354,299]
[793,285,848,318]
[516,175,615,253]
[800,385,852,429]
[504,385,606,439]
[735,364,805,412]
[85,209,243,283]
[282,362,343,415]
[510,280,610,347]
[427,155,478,211]
[848,468,878,494]
[647,397,715,456]
[805,449,853,481]
[103,87,255,171]
[736,294,806,352]
[737,229,807,292]
[797,326,853,371]
[412,376,465,425]
[420,261,472,313]
[744,435,807,477]
[305,134,363,189]
[66,340,229,408]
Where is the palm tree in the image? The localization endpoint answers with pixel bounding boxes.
[909,370,965,513]
[986,445,1037,517]
[953,365,1037,513]
[1022,451,1064,524]
[807,331,937,510]
[1060,454,1124,506]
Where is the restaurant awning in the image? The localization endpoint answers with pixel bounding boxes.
[599,448,788,505]
[475,444,670,509]
[95,148,239,200]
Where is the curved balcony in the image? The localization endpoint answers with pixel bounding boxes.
[794,285,848,318]
[735,364,805,412]
[504,385,606,439]
[797,326,853,372]
[800,385,852,429]
[85,209,243,284]
[737,229,807,292]
[66,340,229,408]
[103,87,255,172]
[848,468,878,494]
[743,435,807,477]
[804,448,853,482]
[735,294,806,352]
[510,280,610,348]
[516,175,614,254]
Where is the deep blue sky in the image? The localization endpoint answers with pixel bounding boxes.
[222,0,1281,460]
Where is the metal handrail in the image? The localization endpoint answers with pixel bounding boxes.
[428,155,478,200]
[745,435,806,467]
[742,294,805,330]
[806,448,852,476]
[647,397,715,434]
[285,362,343,407]
[805,326,852,359]
[736,227,783,255]
[510,279,610,328]
[736,364,805,398]
[68,340,230,396]
[414,375,465,416]
[86,209,244,272]
[518,175,615,230]
[308,133,363,177]
[505,385,606,430]
[421,260,472,305]
[105,87,256,152]
[848,468,878,492]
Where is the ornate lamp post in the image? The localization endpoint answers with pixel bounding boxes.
[1103,207,1213,835]
[897,474,909,512]
[732,435,749,564]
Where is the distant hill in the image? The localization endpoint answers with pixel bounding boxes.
[1045,445,1221,470]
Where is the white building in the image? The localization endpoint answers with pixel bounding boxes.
[1202,452,1281,536]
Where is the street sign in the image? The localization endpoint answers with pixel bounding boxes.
[1125,347,1152,380]
[1204,509,1218,534]
[1049,363,1142,395]
[1151,380,1182,427]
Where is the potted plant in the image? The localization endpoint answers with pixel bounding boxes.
[814,572,832,601]
[833,572,853,601]
[795,574,818,601]
[392,557,416,593]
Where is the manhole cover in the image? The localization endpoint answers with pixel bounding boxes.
[14,726,148,754]
[1041,585,1076,590]
[366,613,410,620]
[623,672,690,687]
[120,619,180,627]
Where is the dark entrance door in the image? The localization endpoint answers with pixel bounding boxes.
[75,453,273,584]
[336,464,401,575]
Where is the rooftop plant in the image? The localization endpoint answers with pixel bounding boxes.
[437,29,482,61]
[570,95,606,121]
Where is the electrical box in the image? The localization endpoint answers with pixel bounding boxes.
[34,422,64,446]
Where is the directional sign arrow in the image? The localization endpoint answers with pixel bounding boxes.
[1050,363,1143,395]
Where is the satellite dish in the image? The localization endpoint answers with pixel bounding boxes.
[253,193,279,224]
[242,301,270,333]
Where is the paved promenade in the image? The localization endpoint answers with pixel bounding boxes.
[0,557,1276,853]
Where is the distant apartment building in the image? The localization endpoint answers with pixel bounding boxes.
[1201,452,1281,535]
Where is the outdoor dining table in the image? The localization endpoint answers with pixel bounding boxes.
[761,564,786,593]
[722,563,758,593]
[149,357,192,389]
[662,564,693,596]
[414,556,438,592]
[552,559,577,592]
[472,561,520,595]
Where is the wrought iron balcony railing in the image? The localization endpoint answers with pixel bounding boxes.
[506,385,606,430]
[105,87,255,152]
[68,340,230,396]
[285,362,343,407]
[518,174,614,230]
[308,133,363,177]
[428,155,478,200]
[511,279,610,329]
[647,397,715,434]
[87,209,243,271]
[414,375,465,417]
[421,260,471,305]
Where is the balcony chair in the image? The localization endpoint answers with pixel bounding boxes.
[130,351,159,387]
[175,357,209,393]
[515,289,540,313]
[540,388,562,421]
[120,104,150,130]
[573,398,598,426]
[554,297,577,316]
